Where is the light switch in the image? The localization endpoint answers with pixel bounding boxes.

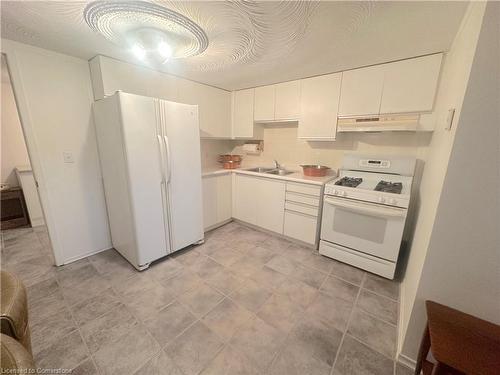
[63,151,75,163]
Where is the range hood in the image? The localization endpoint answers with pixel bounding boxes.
[337,114,420,132]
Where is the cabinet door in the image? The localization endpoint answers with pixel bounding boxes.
[202,176,218,230]
[275,80,300,120]
[284,211,318,245]
[216,174,232,222]
[232,88,255,138]
[380,54,442,114]
[254,85,275,122]
[338,65,385,116]
[177,78,231,138]
[256,178,286,234]
[299,73,342,139]
[233,174,258,225]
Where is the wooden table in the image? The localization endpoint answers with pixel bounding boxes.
[415,301,500,375]
[0,187,30,230]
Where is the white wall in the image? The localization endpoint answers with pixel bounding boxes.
[1,39,111,264]
[398,1,490,362]
[229,125,431,171]
[1,59,30,187]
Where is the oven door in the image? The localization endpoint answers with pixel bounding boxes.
[321,196,407,261]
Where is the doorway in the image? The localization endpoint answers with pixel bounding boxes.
[1,53,55,265]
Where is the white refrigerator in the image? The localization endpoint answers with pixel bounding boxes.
[93,91,204,270]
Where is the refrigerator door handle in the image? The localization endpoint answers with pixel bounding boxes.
[163,135,172,183]
[157,134,166,183]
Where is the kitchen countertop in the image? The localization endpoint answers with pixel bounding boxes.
[202,167,337,186]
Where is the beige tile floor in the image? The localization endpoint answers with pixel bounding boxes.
[1,223,413,375]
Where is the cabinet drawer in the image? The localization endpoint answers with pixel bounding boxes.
[286,182,321,197]
[285,202,318,217]
[284,211,318,245]
[285,192,320,207]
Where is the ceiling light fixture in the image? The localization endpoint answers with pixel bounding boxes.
[157,41,172,62]
[131,43,146,60]
[83,0,209,62]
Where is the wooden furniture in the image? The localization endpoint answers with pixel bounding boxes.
[415,301,500,375]
[0,187,29,230]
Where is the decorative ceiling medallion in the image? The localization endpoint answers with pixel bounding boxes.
[83,0,208,59]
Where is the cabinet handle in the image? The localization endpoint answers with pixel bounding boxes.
[285,209,317,219]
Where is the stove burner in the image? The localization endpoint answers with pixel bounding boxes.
[375,181,403,194]
[335,177,363,188]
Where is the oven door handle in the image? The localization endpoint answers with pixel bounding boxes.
[324,197,407,218]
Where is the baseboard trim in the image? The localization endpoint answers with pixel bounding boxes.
[204,219,233,232]
[60,246,112,266]
[397,353,417,371]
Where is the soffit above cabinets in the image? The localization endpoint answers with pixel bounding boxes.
[1,1,467,91]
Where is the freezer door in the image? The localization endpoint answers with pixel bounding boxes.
[118,92,170,265]
[158,99,204,251]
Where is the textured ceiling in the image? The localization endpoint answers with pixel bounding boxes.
[1,1,468,91]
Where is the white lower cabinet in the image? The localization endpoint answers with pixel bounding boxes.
[233,173,321,244]
[233,173,259,225]
[256,178,286,234]
[284,211,317,245]
[233,174,285,234]
[202,173,232,231]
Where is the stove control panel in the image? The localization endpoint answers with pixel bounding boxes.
[325,186,347,196]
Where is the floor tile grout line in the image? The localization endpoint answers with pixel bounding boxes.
[7,222,402,375]
[330,271,365,375]
[354,304,399,328]
[59,291,101,375]
[265,269,332,373]
[337,293,401,365]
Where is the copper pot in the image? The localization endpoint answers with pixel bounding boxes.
[220,161,241,169]
[218,154,242,162]
[300,165,331,177]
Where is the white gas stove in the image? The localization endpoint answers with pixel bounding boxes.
[320,154,416,279]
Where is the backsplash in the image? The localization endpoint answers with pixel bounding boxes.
[201,124,432,172]
[199,139,235,169]
[201,125,432,170]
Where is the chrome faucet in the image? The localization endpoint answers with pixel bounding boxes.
[273,159,281,169]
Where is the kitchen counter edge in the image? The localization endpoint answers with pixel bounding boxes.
[202,168,336,186]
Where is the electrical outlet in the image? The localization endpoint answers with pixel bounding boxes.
[63,151,75,163]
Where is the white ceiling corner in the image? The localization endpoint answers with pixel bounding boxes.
[0,1,468,90]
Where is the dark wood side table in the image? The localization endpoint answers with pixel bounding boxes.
[0,187,30,230]
[415,301,500,375]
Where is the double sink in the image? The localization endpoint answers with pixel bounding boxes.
[244,167,294,176]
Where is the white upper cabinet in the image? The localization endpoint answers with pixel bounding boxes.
[339,54,443,117]
[380,54,442,114]
[254,85,276,122]
[254,81,300,122]
[339,64,385,116]
[232,88,255,138]
[299,73,342,139]
[177,78,231,139]
[274,81,301,120]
